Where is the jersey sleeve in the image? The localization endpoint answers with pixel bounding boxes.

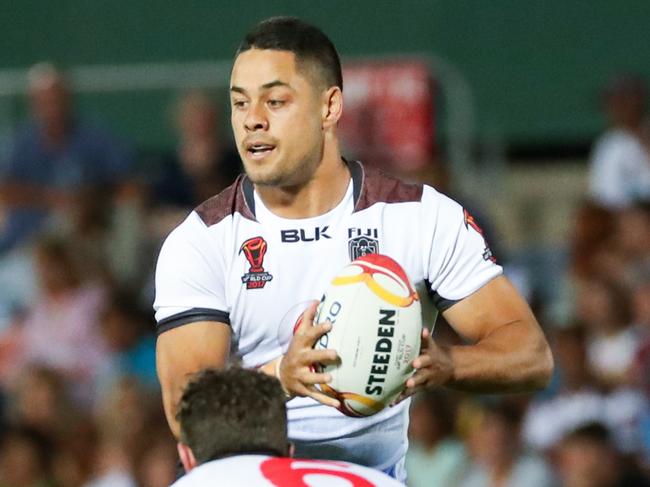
[421,186,503,311]
[153,212,230,335]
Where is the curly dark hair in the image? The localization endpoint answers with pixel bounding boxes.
[176,367,289,464]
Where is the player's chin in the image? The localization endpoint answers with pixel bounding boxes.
[246,169,287,187]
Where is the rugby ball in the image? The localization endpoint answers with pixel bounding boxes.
[314,254,421,417]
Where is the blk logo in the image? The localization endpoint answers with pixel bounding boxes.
[281,226,331,243]
[239,236,273,289]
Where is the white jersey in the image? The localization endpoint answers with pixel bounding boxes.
[171,455,404,487]
[154,161,502,471]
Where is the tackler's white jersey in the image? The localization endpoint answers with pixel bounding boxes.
[172,455,404,487]
[154,161,502,471]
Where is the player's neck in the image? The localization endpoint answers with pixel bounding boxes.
[255,149,350,220]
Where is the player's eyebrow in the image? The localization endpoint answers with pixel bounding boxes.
[261,80,292,90]
[230,86,247,95]
[230,80,293,95]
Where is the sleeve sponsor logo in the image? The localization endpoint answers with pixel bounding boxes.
[463,209,497,263]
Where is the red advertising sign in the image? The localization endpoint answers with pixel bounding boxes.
[339,60,434,173]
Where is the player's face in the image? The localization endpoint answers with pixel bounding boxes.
[230,49,326,187]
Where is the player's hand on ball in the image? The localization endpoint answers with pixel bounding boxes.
[393,328,453,404]
[278,302,341,409]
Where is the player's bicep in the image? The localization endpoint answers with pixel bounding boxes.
[441,275,539,342]
[156,320,231,436]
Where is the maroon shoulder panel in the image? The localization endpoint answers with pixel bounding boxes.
[194,175,256,226]
[353,162,423,212]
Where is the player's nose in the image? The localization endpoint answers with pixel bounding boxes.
[244,102,269,132]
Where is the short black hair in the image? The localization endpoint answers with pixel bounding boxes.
[237,16,343,91]
[176,368,289,464]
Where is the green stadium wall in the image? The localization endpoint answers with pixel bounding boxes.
[1,1,649,151]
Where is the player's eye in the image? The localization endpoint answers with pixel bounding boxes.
[232,100,248,109]
[267,99,285,108]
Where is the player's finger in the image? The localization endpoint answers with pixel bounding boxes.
[293,301,319,335]
[392,385,421,405]
[302,348,338,365]
[300,372,333,385]
[419,327,431,352]
[292,321,331,348]
[305,320,333,341]
[305,388,341,409]
[412,353,432,370]
[405,369,430,389]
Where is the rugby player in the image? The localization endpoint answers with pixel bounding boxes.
[155,16,553,481]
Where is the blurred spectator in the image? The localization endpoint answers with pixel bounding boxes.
[85,377,165,487]
[0,237,109,405]
[86,377,172,487]
[0,62,141,327]
[149,90,240,238]
[133,427,177,487]
[589,74,650,208]
[575,276,638,387]
[406,390,468,487]
[556,422,650,487]
[94,377,165,466]
[461,401,556,487]
[0,62,134,253]
[569,202,617,281]
[616,201,650,283]
[82,438,136,487]
[550,202,617,324]
[633,272,650,397]
[0,426,54,487]
[97,292,157,391]
[523,325,646,454]
[51,419,97,487]
[9,366,74,442]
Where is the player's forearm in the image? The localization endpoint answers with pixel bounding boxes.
[446,318,553,393]
[156,321,232,438]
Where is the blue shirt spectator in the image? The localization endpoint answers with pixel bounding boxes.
[0,63,133,253]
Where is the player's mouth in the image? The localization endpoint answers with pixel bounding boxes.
[246,142,276,160]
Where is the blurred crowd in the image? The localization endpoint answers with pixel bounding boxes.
[1,62,650,487]
[0,63,240,487]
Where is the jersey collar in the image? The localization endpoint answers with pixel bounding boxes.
[240,158,364,220]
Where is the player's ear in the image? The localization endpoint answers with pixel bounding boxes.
[177,442,197,472]
[321,86,343,129]
[288,442,295,458]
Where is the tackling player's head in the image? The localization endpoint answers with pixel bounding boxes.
[230,17,344,188]
[176,367,289,472]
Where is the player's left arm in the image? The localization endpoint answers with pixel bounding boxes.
[400,275,553,399]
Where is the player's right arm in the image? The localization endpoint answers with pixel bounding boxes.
[157,321,230,438]
[154,213,233,438]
